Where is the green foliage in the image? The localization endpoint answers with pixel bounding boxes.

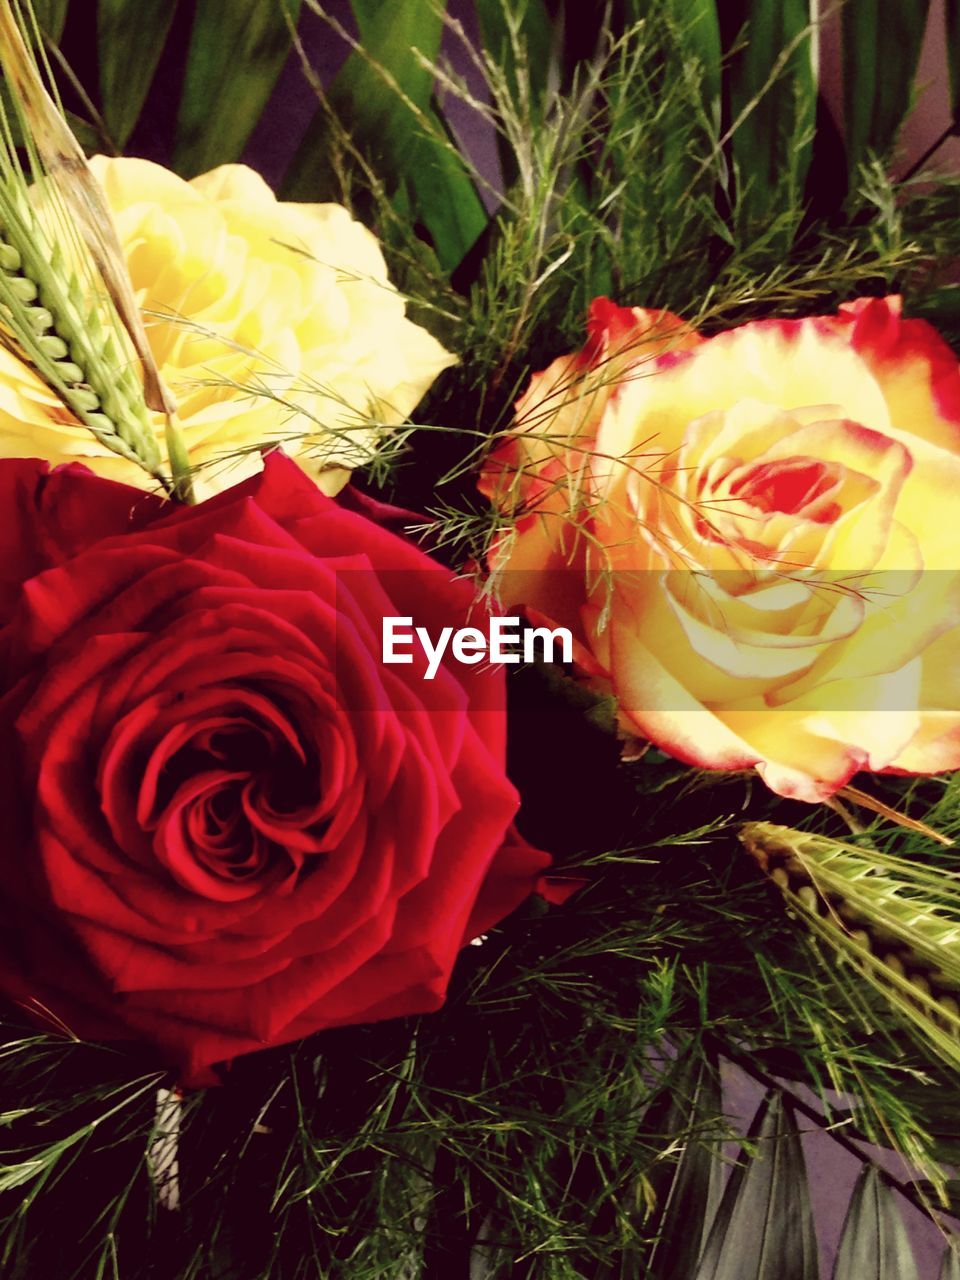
[724,0,817,231]
[0,1033,162,1277]
[473,0,556,113]
[173,0,302,175]
[282,0,486,271]
[2,760,960,1276]
[627,0,721,103]
[270,5,943,540]
[0,3,169,490]
[742,821,960,1076]
[97,0,179,150]
[842,0,931,180]
[23,0,958,281]
[30,0,64,41]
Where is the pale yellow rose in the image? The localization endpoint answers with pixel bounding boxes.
[482,296,960,802]
[0,158,454,497]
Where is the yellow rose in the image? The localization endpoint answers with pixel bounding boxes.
[481,296,960,802]
[0,158,455,497]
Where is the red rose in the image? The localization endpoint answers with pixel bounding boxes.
[0,454,548,1081]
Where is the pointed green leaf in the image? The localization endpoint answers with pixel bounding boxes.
[693,1,723,75]
[842,0,931,177]
[695,1091,818,1280]
[98,0,180,148]
[34,0,68,41]
[626,0,721,106]
[474,0,555,107]
[174,0,301,175]
[940,1243,960,1280]
[677,0,722,104]
[283,1,485,272]
[832,1168,918,1280]
[727,0,817,226]
[646,1055,725,1279]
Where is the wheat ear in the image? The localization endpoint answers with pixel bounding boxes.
[741,822,960,1071]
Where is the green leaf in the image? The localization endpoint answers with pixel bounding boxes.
[174,0,301,175]
[842,0,931,177]
[98,0,180,148]
[646,1054,725,1279]
[694,1091,818,1280]
[940,1244,960,1280]
[283,1,486,273]
[677,0,722,105]
[727,0,817,227]
[33,0,68,41]
[627,0,722,106]
[832,1168,918,1280]
[474,0,556,107]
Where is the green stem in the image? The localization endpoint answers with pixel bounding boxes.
[164,415,196,504]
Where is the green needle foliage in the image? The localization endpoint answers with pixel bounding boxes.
[3,755,960,1277]
[208,1,952,545]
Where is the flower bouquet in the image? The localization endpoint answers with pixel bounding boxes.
[2,1,960,1277]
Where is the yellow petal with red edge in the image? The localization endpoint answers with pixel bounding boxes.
[835,296,960,453]
[595,316,891,491]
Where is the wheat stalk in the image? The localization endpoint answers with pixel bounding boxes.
[0,0,180,494]
[0,188,165,476]
[741,822,960,1070]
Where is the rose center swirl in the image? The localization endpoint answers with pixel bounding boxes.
[134,693,328,899]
